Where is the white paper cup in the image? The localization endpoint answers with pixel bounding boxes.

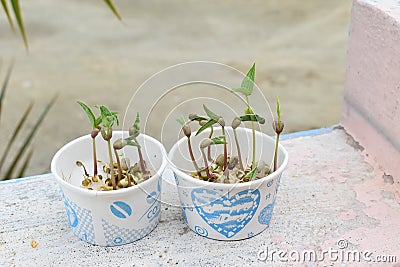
[51,131,167,246]
[168,127,288,240]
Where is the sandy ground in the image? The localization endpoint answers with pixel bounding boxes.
[0,0,352,177]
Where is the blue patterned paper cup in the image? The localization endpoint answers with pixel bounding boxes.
[168,127,288,241]
[51,131,167,246]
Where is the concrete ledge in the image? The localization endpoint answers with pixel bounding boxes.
[1,127,399,266]
[342,0,400,179]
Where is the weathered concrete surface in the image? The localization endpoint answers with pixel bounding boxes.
[0,0,351,177]
[1,128,399,266]
[342,0,400,181]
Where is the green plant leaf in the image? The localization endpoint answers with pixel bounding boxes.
[231,87,251,96]
[126,139,141,148]
[103,0,121,20]
[231,63,256,97]
[0,102,33,173]
[16,148,33,179]
[195,118,216,136]
[244,166,257,181]
[0,64,13,121]
[94,116,102,127]
[11,0,28,49]
[176,116,185,126]
[276,96,281,121]
[240,114,265,122]
[3,95,57,179]
[95,105,119,127]
[210,135,227,145]
[203,104,221,121]
[241,63,255,93]
[1,0,15,31]
[189,115,208,122]
[77,101,96,128]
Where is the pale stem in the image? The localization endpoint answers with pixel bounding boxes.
[233,128,244,170]
[107,140,116,190]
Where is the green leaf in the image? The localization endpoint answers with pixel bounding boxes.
[77,101,96,128]
[276,96,281,121]
[195,118,217,136]
[103,0,121,20]
[126,139,141,148]
[176,116,185,126]
[3,94,57,179]
[241,63,255,93]
[203,104,221,121]
[95,105,119,128]
[0,64,13,121]
[11,0,28,50]
[0,102,33,173]
[1,0,15,31]
[134,112,140,131]
[16,148,33,179]
[210,135,227,145]
[240,114,265,122]
[231,87,252,96]
[244,166,257,181]
[94,116,102,127]
[189,115,208,122]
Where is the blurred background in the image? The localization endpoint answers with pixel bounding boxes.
[0,0,352,177]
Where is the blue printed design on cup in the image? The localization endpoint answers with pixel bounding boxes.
[191,189,260,238]
[102,217,160,246]
[64,200,78,227]
[61,193,95,244]
[146,192,157,204]
[110,201,133,219]
[266,180,274,187]
[258,203,275,225]
[194,225,208,237]
[139,187,161,222]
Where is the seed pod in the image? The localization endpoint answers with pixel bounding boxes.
[129,163,140,174]
[92,175,99,182]
[121,158,130,171]
[113,138,127,150]
[217,118,225,127]
[103,164,110,174]
[199,120,206,126]
[189,114,197,120]
[105,178,112,186]
[228,156,238,169]
[118,178,128,188]
[101,128,112,141]
[273,120,284,134]
[231,117,241,129]
[200,138,213,149]
[91,128,100,138]
[182,124,191,137]
[259,117,266,124]
[82,178,91,187]
[215,154,225,167]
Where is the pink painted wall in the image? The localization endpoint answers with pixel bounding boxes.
[341,0,400,180]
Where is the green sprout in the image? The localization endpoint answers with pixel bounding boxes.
[199,136,227,180]
[232,63,257,169]
[273,97,284,172]
[196,105,228,171]
[189,114,214,161]
[96,105,119,190]
[177,116,200,176]
[128,113,148,175]
[77,101,102,177]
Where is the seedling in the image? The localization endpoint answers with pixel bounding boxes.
[273,97,284,172]
[76,102,153,191]
[178,63,282,183]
